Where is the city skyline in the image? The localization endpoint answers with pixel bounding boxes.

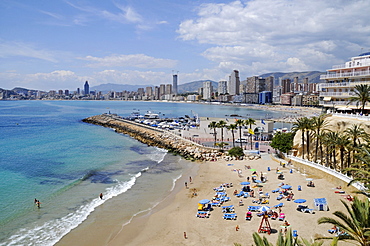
[1,0,370,91]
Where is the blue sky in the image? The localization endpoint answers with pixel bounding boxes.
[1,0,370,91]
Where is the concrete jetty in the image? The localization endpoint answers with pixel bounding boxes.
[82,114,226,161]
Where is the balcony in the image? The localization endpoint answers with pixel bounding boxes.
[319,91,355,97]
[319,82,350,88]
[321,70,370,79]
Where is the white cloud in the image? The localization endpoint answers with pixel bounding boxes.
[0,40,58,62]
[177,0,370,77]
[79,54,177,69]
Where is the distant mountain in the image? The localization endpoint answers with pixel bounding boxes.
[259,71,325,85]
[90,83,154,93]
[178,80,217,93]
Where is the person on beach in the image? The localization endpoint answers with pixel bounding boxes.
[36,200,41,208]
[183,232,187,239]
[185,182,188,188]
[99,193,103,199]
[34,198,37,204]
[189,176,192,183]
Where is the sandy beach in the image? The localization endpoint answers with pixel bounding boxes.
[57,151,354,246]
[107,154,353,245]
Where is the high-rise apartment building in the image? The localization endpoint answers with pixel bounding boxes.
[265,76,274,92]
[165,84,172,95]
[282,79,291,94]
[159,84,166,96]
[154,86,160,100]
[228,70,240,95]
[172,74,178,95]
[84,81,89,95]
[146,87,153,97]
[218,80,228,94]
[203,81,213,100]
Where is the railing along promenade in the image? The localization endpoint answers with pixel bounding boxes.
[333,112,370,121]
[286,154,365,191]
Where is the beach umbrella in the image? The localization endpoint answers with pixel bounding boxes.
[306,178,313,181]
[198,199,210,204]
[294,199,307,203]
[250,169,257,172]
[240,181,250,185]
[259,206,270,212]
[281,185,292,189]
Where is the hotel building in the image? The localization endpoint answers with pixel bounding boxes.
[319,52,370,110]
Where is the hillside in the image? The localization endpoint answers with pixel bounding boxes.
[259,71,325,85]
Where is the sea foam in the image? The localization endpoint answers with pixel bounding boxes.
[0,172,142,246]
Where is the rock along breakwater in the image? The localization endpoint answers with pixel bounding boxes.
[82,114,222,161]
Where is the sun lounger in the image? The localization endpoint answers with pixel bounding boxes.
[222,205,234,213]
[272,188,280,193]
[273,203,284,208]
[302,208,315,214]
[296,205,308,212]
[223,213,237,220]
[293,230,298,237]
[278,213,285,221]
[211,201,221,207]
[196,211,210,218]
[248,206,261,212]
[236,191,244,197]
[276,194,283,200]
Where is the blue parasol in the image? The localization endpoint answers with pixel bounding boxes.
[240,181,250,185]
[198,199,211,204]
[259,206,270,212]
[294,199,307,203]
[281,185,292,189]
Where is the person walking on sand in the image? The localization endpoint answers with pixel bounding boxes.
[183,232,187,239]
[99,193,103,199]
[185,182,188,188]
[189,176,192,183]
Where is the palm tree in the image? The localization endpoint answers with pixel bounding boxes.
[208,121,218,146]
[292,118,307,159]
[317,196,370,246]
[325,131,339,170]
[346,146,370,197]
[312,114,329,163]
[227,124,238,147]
[217,120,227,144]
[235,119,245,148]
[245,118,256,149]
[252,229,323,246]
[335,133,351,171]
[349,84,370,115]
[304,117,314,161]
[345,124,366,164]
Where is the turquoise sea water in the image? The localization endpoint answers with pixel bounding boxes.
[0,101,283,245]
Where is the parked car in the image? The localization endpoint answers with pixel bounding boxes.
[235,138,248,143]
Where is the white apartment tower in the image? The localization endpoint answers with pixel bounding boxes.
[218,80,228,94]
[228,70,240,95]
[203,81,213,100]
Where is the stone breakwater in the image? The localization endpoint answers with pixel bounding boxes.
[82,114,226,161]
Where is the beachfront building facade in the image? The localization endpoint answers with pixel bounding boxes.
[228,70,240,96]
[218,80,228,95]
[319,52,370,110]
[202,81,213,100]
